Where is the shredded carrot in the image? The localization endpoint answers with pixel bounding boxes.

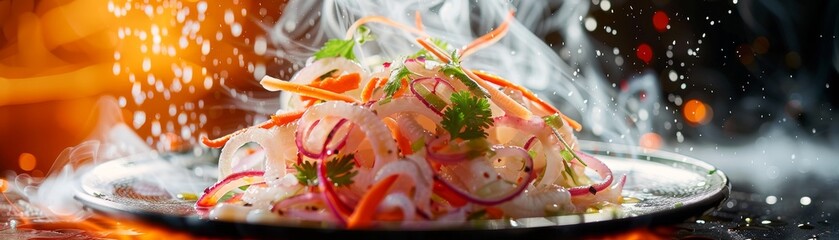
[345,16,429,40]
[415,10,424,31]
[346,175,399,229]
[302,73,362,102]
[374,208,405,221]
[485,207,504,219]
[472,71,583,131]
[383,117,412,155]
[361,77,381,102]
[392,78,409,98]
[416,38,533,119]
[432,179,468,207]
[460,11,513,59]
[261,76,360,103]
[201,110,305,148]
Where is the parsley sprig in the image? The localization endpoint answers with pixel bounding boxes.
[441,90,493,140]
[294,154,358,187]
[313,26,374,61]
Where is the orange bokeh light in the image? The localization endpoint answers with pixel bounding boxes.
[683,99,712,125]
[639,132,663,149]
[18,153,37,171]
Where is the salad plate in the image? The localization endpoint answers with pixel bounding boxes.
[75,141,729,239]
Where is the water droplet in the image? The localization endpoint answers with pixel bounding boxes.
[800,196,811,206]
[142,58,151,72]
[224,9,235,24]
[797,222,815,229]
[204,76,214,90]
[765,195,777,204]
[133,111,146,129]
[254,37,267,56]
[584,17,597,32]
[231,23,243,37]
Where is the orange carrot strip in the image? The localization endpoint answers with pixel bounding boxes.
[302,73,362,102]
[383,117,412,155]
[472,71,582,131]
[345,16,429,40]
[432,179,468,207]
[201,110,305,148]
[416,38,533,119]
[260,76,359,103]
[460,11,513,59]
[374,208,405,221]
[360,77,381,102]
[346,175,399,229]
[415,10,424,31]
[485,207,504,219]
[392,78,409,98]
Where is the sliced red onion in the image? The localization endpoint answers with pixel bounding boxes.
[432,145,534,205]
[567,151,614,196]
[301,101,398,173]
[196,171,265,210]
[318,156,350,225]
[409,77,455,115]
[493,115,568,188]
[522,136,537,150]
[424,137,469,164]
[295,118,351,159]
[372,97,443,123]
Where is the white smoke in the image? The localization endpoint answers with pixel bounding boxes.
[263,0,655,145]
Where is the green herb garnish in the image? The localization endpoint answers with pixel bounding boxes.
[294,154,358,187]
[441,90,492,140]
[381,65,414,103]
[313,26,374,61]
[440,51,485,97]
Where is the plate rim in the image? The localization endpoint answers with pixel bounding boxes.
[75,142,730,238]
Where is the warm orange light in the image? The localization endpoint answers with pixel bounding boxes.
[639,132,663,149]
[0,179,7,193]
[683,99,712,125]
[18,153,37,171]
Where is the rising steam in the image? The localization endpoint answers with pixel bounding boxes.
[262,0,656,146]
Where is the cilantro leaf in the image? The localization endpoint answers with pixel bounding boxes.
[313,39,357,61]
[293,154,358,187]
[294,160,318,186]
[441,91,493,140]
[325,154,358,187]
[312,26,374,61]
[381,65,414,102]
[356,25,374,44]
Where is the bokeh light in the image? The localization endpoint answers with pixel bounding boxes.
[652,11,669,32]
[18,153,37,171]
[636,43,653,64]
[683,99,713,125]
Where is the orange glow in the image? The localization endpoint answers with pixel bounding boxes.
[18,153,37,171]
[0,179,7,192]
[639,132,663,149]
[585,227,672,240]
[683,99,712,125]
